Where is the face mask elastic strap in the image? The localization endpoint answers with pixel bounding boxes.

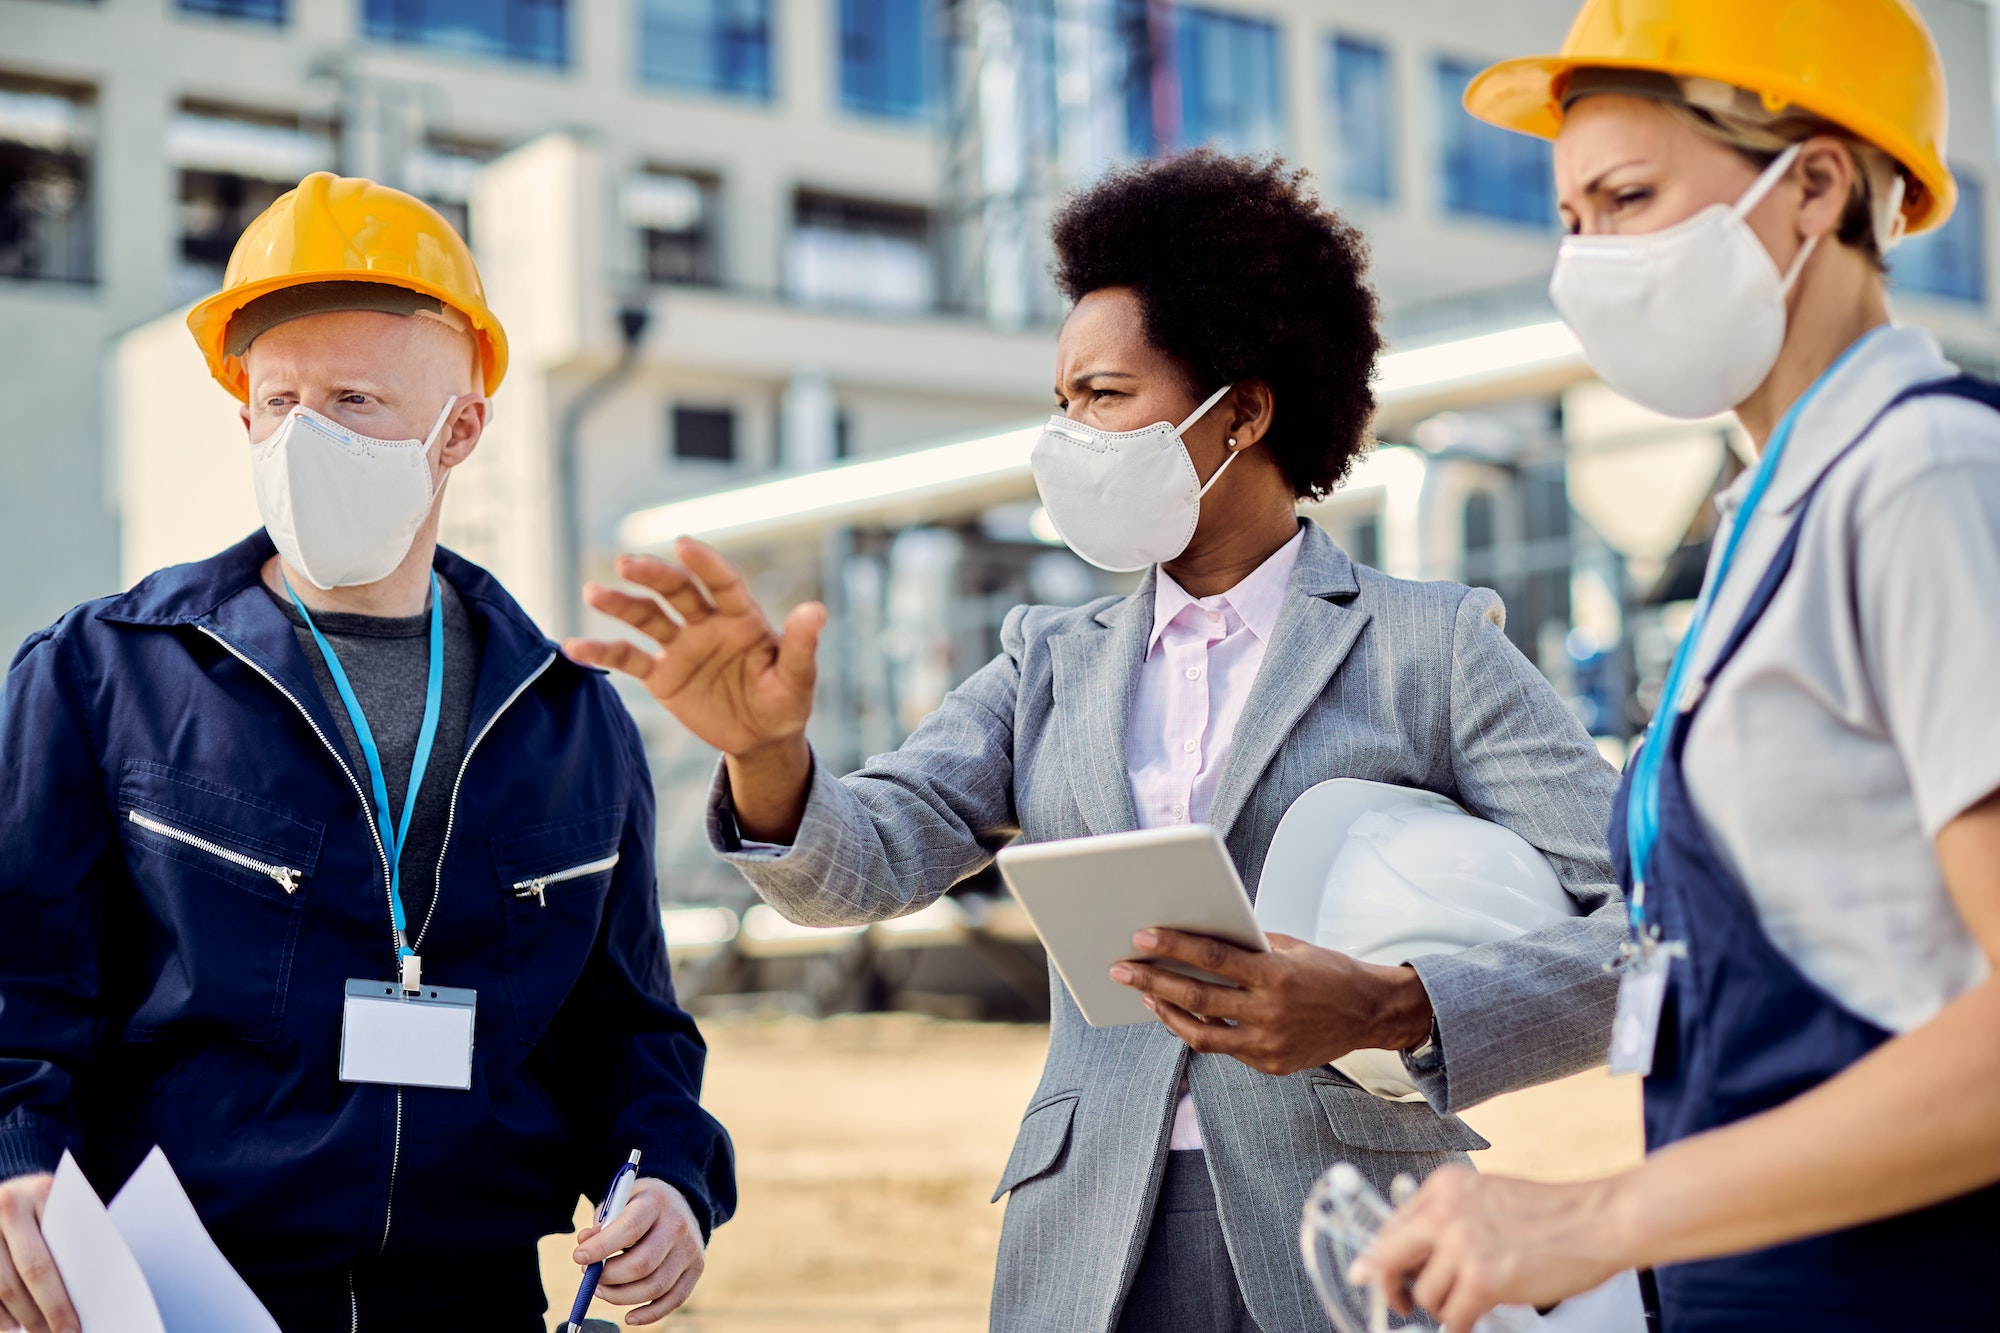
[1175,382,1236,437]
[1876,175,1908,254]
[1729,142,1804,223]
[423,395,460,451]
[1196,443,1245,498]
[1777,231,1820,297]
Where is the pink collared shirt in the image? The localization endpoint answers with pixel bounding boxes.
[1126,527,1304,1149]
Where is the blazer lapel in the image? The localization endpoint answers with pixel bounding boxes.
[1206,526,1369,843]
[1049,583,1154,837]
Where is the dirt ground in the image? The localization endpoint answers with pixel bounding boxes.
[538,1014,1644,1332]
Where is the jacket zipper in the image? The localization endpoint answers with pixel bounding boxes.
[196,626,394,947]
[201,626,556,1267]
[126,809,303,893]
[413,653,555,951]
[390,650,553,1257]
[347,1270,358,1333]
[198,625,404,1274]
[511,851,621,907]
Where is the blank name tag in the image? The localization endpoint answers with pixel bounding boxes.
[340,980,476,1090]
[1608,952,1670,1077]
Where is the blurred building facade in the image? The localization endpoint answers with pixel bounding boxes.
[8,0,2000,975]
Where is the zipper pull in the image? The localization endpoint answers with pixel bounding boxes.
[514,878,547,907]
[272,866,302,894]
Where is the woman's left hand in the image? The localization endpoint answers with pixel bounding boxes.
[1355,1166,1633,1332]
[1109,929,1434,1075]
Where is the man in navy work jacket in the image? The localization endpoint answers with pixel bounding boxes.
[0,173,732,1332]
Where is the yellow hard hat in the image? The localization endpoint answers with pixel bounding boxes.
[1463,0,1955,234]
[186,171,509,401]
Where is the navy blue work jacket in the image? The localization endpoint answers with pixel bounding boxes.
[0,533,733,1319]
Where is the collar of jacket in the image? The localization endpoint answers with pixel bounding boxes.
[1057,520,1369,843]
[1093,519,1361,633]
[91,530,582,753]
[1764,323,1956,514]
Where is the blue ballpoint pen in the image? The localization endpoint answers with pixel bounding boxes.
[561,1149,643,1333]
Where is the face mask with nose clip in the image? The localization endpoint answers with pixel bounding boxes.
[1548,143,1819,420]
[252,396,458,590]
[1029,381,1240,572]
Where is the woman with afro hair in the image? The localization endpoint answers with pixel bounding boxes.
[571,151,1626,1332]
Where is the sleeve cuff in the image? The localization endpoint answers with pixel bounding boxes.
[0,1115,72,1183]
[705,753,815,860]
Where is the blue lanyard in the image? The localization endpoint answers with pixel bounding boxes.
[286,571,445,966]
[1622,329,1883,943]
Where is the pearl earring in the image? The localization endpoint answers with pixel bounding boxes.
[1227,436,1239,448]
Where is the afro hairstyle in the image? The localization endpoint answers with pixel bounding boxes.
[1050,150,1380,500]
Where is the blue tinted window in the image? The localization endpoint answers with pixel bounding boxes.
[1329,35,1392,202]
[1117,0,1164,156]
[839,0,931,121]
[364,0,567,67]
[1895,173,1987,304]
[1435,57,1553,226]
[1174,8,1282,155]
[180,0,285,22]
[639,0,771,99]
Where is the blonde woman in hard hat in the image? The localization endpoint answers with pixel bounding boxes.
[0,174,729,1332]
[1361,2,2000,1330]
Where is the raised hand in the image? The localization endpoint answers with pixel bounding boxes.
[565,539,824,840]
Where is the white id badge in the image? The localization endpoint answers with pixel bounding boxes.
[1608,951,1671,1077]
[339,980,476,1090]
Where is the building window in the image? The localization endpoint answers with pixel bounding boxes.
[1173,8,1283,155]
[786,192,934,314]
[363,0,567,68]
[839,0,932,121]
[1435,56,1554,227]
[169,104,335,299]
[639,0,772,99]
[625,169,722,286]
[673,406,737,462]
[1328,35,1392,203]
[1461,490,1495,562]
[1894,172,1986,304]
[0,77,95,286]
[178,0,285,22]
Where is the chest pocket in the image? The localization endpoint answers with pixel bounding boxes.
[491,807,625,1044]
[117,761,325,1043]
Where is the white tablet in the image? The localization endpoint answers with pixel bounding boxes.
[996,824,1269,1027]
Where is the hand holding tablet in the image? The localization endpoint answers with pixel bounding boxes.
[995,825,1268,1027]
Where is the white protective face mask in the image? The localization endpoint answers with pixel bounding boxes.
[1030,382,1238,572]
[252,397,457,590]
[1549,144,1818,420]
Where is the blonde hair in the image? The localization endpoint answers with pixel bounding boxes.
[1666,103,1904,269]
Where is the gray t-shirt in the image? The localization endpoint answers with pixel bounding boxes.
[270,578,479,936]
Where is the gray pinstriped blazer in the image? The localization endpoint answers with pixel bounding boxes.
[707,521,1623,1332]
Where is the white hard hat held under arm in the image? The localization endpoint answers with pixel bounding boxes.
[1256,780,1580,1101]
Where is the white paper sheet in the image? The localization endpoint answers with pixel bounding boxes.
[39,1152,168,1333]
[108,1146,282,1333]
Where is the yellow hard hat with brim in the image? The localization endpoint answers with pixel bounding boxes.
[1463,0,1955,235]
[186,171,509,402]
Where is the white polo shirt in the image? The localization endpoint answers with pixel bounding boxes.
[1681,324,2000,1034]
